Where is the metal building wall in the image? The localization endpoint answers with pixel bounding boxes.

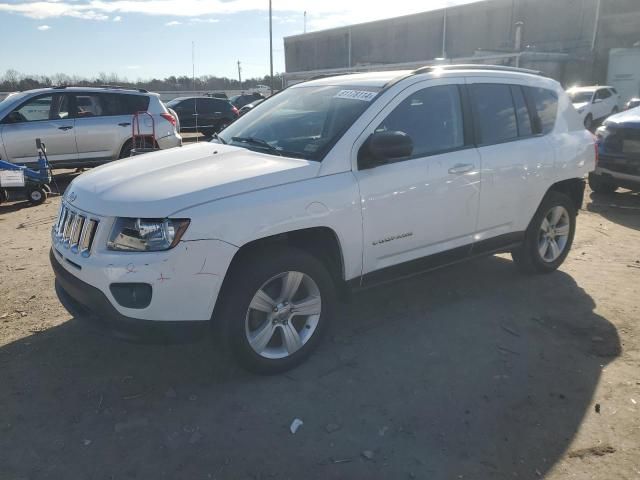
[284,0,640,85]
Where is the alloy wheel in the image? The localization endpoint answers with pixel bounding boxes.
[245,271,322,359]
[538,206,570,263]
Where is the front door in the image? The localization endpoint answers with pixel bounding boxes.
[353,79,481,278]
[0,93,77,165]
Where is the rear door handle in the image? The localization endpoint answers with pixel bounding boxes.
[118,122,131,127]
[58,126,73,131]
[448,163,475,174]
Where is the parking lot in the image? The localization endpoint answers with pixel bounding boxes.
[0,179,638,479]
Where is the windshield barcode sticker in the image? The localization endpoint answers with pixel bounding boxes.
[334,90,377,102]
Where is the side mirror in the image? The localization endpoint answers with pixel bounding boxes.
[593,98,602,104]
[358,131,413,169]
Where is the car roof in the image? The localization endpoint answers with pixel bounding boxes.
[8,86,153,96]
[294,65,550,89]
[170,96,225,101]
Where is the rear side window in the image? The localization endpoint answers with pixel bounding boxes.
[375,84,464,158]
[469,84,518,145]
[596,89,612,100]
[103,93,150,115]
[525,87,558,135]
[610,88,618,95]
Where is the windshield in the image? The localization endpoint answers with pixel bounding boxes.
[218,85,381,161]
[568,91,594,104]
[0,92,27,111]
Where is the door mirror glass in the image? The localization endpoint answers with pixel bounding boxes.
[358,131,413,169]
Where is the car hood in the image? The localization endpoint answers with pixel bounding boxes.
[604,106,640,128]
[65,143,320,217]
[572,102,589,112]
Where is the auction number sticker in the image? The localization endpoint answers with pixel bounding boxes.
[334,90,377,102]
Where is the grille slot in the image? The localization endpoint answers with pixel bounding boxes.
[54,203,100,257]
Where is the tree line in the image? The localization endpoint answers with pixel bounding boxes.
[0,69,284,92]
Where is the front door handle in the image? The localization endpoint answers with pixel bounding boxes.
[58,126,73,131]
[448,163,475,174]
[118,122,131,127]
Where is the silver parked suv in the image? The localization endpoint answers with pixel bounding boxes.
[0,87,181,168]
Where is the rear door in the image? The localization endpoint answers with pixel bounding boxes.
[73,93,149,162]
[594,88,612,119]
[173,98,196,131]
[0,93,77,165]
[468,80,556,240]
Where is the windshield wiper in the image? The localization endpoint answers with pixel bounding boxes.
[231,136,282,155]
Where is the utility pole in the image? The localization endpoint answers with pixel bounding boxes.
[191,41,196,91]
[269,0,274,95]
[304,11,307,33]
[237,60,242,90]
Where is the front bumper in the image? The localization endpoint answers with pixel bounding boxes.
[51,249,207,342]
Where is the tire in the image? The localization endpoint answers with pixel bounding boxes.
[511,191,576,274]
[27,187,47,205]
[217,246,336,374]
[588,172,617,194]
[584,114,593,130]
[119,140,133,159]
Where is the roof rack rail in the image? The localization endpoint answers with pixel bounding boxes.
[95,85,148,93]
[412,64,543,76]
[52,85,67,89]
[306,72,359,81]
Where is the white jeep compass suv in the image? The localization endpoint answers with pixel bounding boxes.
[50,65,595,373]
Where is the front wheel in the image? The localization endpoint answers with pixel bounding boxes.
[584,114,593,130]
[511,191,576,274]
[218,247,336,374]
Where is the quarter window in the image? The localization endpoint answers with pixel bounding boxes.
[375,85,464,158]
[469,84,518,145]
[526,87,558,135]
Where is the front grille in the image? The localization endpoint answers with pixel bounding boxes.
[53,203,100,257]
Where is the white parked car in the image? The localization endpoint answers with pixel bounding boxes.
[51,65,595,373]
[567,85,621,130]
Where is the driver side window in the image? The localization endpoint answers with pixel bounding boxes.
[376,85,464,159]
[5,94,71,123]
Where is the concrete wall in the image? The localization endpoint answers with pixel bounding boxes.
[284,0,640,86]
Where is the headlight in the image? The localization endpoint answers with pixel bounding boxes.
[577,107,585,114]
[107,218,190,252]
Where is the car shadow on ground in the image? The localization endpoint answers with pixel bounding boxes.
[587,189,640,231]
[0,256,619,479]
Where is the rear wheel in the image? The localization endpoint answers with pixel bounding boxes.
[27,186,47,205]
[511,191,576,274]
[218,247,336,374]
[588,172,618,194]
[118,140,133,159]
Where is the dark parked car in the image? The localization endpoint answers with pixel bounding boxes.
[238,99,265,116]
[165,96,238,136]
[229,93,265,109]
[590,106,640,193]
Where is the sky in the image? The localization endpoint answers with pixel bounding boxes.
[0,0,483,81]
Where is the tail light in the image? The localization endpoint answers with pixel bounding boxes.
[231,106,239,116]
[161,113,177,127]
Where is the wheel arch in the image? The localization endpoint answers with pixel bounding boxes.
[546,177,585,213]
[214,226,348,319]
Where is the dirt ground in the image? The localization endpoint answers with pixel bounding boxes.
[1,176,639,480]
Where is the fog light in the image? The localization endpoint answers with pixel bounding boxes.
[110,283,152,309]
